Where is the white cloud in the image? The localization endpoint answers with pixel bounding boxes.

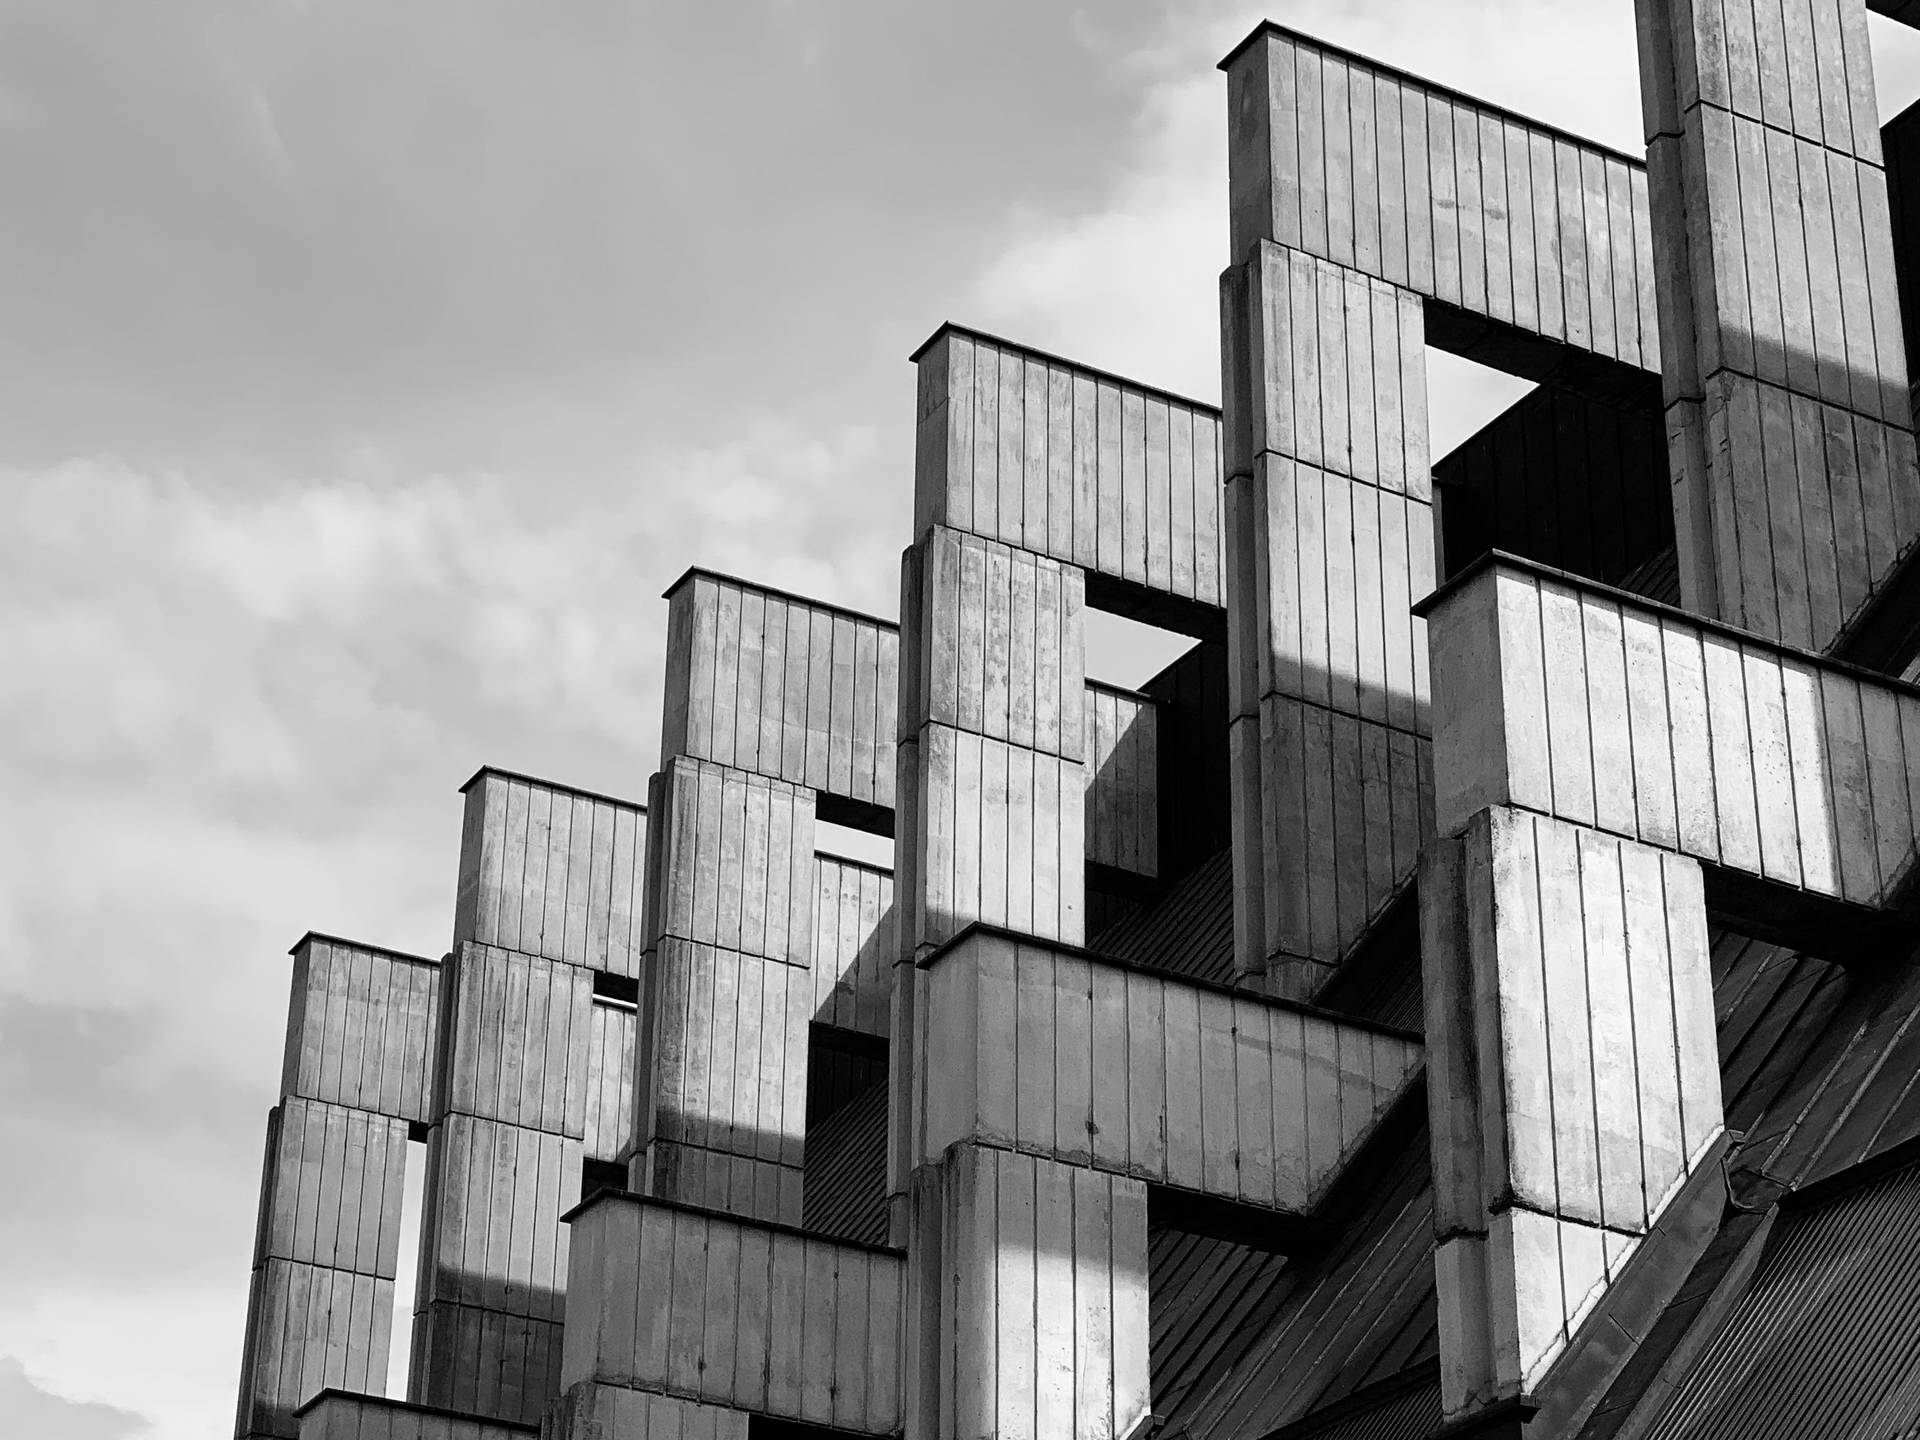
[967,1,1645,434]
[0,410,895,1439]
[0,1356,152,1440]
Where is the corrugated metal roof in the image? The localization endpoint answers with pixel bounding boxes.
[1642,1147,1920,1440]
[1260,1363,1440,1440]
[1149,918,1920,1440]
[1620,545,1682,605]
[783,806,1920,1436]
[800,1076,889,1247]
[1093,847,1237,985]
[1150,1126,1436,1438]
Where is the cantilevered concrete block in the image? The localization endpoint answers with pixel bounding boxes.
[454,770,649,980]
[1421,807,1722,1419]
[658,570,899,815]
[896,525,1088,953]
[561,1193,902,1436]
[910,928,1423,1214]
[1422,554,1920,930]
[910,325,1226,613]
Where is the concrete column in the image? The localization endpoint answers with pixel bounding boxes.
[412,771,647,1427]
[237,1101,411,1440]
[1222,242,1437,998]
[1638,0,1920,646]
[1420,806,1723,1422]
[235,937,439,1440]
[630,756,817,1225]
[895,336,1147,1439]
[410,943,591,1426]
[904,1147,1150,1440]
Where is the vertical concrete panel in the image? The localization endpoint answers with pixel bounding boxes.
[1222,242,1436,995]
[1638,0,1920,646]
[1421,806,1721,1424]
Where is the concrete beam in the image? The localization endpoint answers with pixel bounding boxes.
[296,1390,538,1440]
[910,925,1423,1215]
[1221,23,1660,383]
[911,324,1226,616]
[660,572,898,816]
[455,771,649,980]
[1422,553,1920,931]
[560,1193,904,1436]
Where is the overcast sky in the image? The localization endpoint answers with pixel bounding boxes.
[6,4,1920,1438]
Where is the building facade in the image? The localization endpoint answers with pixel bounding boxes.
[235,8,1920,1439]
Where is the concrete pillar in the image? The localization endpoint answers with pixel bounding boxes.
[904,1147,1150,1440]
[412,771,647,1427]
[235,937,439,1440]
[1221,242,1437,998]
[1420,806,1723,1422]
[630,756,817,1225]
[895,331,1147,1440]
[410,943,590,1425]
[1638,0,1920,647]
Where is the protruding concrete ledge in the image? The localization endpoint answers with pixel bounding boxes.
[1422,551,1920,939]
[286,932,440,965]
[1215,22,1644,168]
[1218,23,1659,389]
[456,765,645,815]
[911,925,1423,1212]
[454,768,651,979]
[652,564,1183,843]
[910,327,1228,613]
[559,1191,904,1435]
[295,1390,539,1439]
[908,319,1221,416]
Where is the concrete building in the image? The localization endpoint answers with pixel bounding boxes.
[232,7,1920,1438]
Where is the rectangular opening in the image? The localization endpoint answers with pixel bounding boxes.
[815,819,893,869]
[580,1157,627,1204]
[749,1418,872,1440]
[387,1134,427,1399]
[591,969,639,1007]
[802,1025,889,1247]
[1429,350,1674,596]
[814,791,893,841]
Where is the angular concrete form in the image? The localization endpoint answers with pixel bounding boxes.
[562,1194,903,1434]
[1220,238,1436,998]
[1639,0,1920,647]
[236,937,440,1440]
[1423,554,1920,926]
[232,10,1920,1440]
[911,927,1422,1212]
[633,756,817,1225]
[1422,809,1722,1416]
[405,772,650,1428]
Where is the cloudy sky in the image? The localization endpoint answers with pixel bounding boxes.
[6,3,1920,1437]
